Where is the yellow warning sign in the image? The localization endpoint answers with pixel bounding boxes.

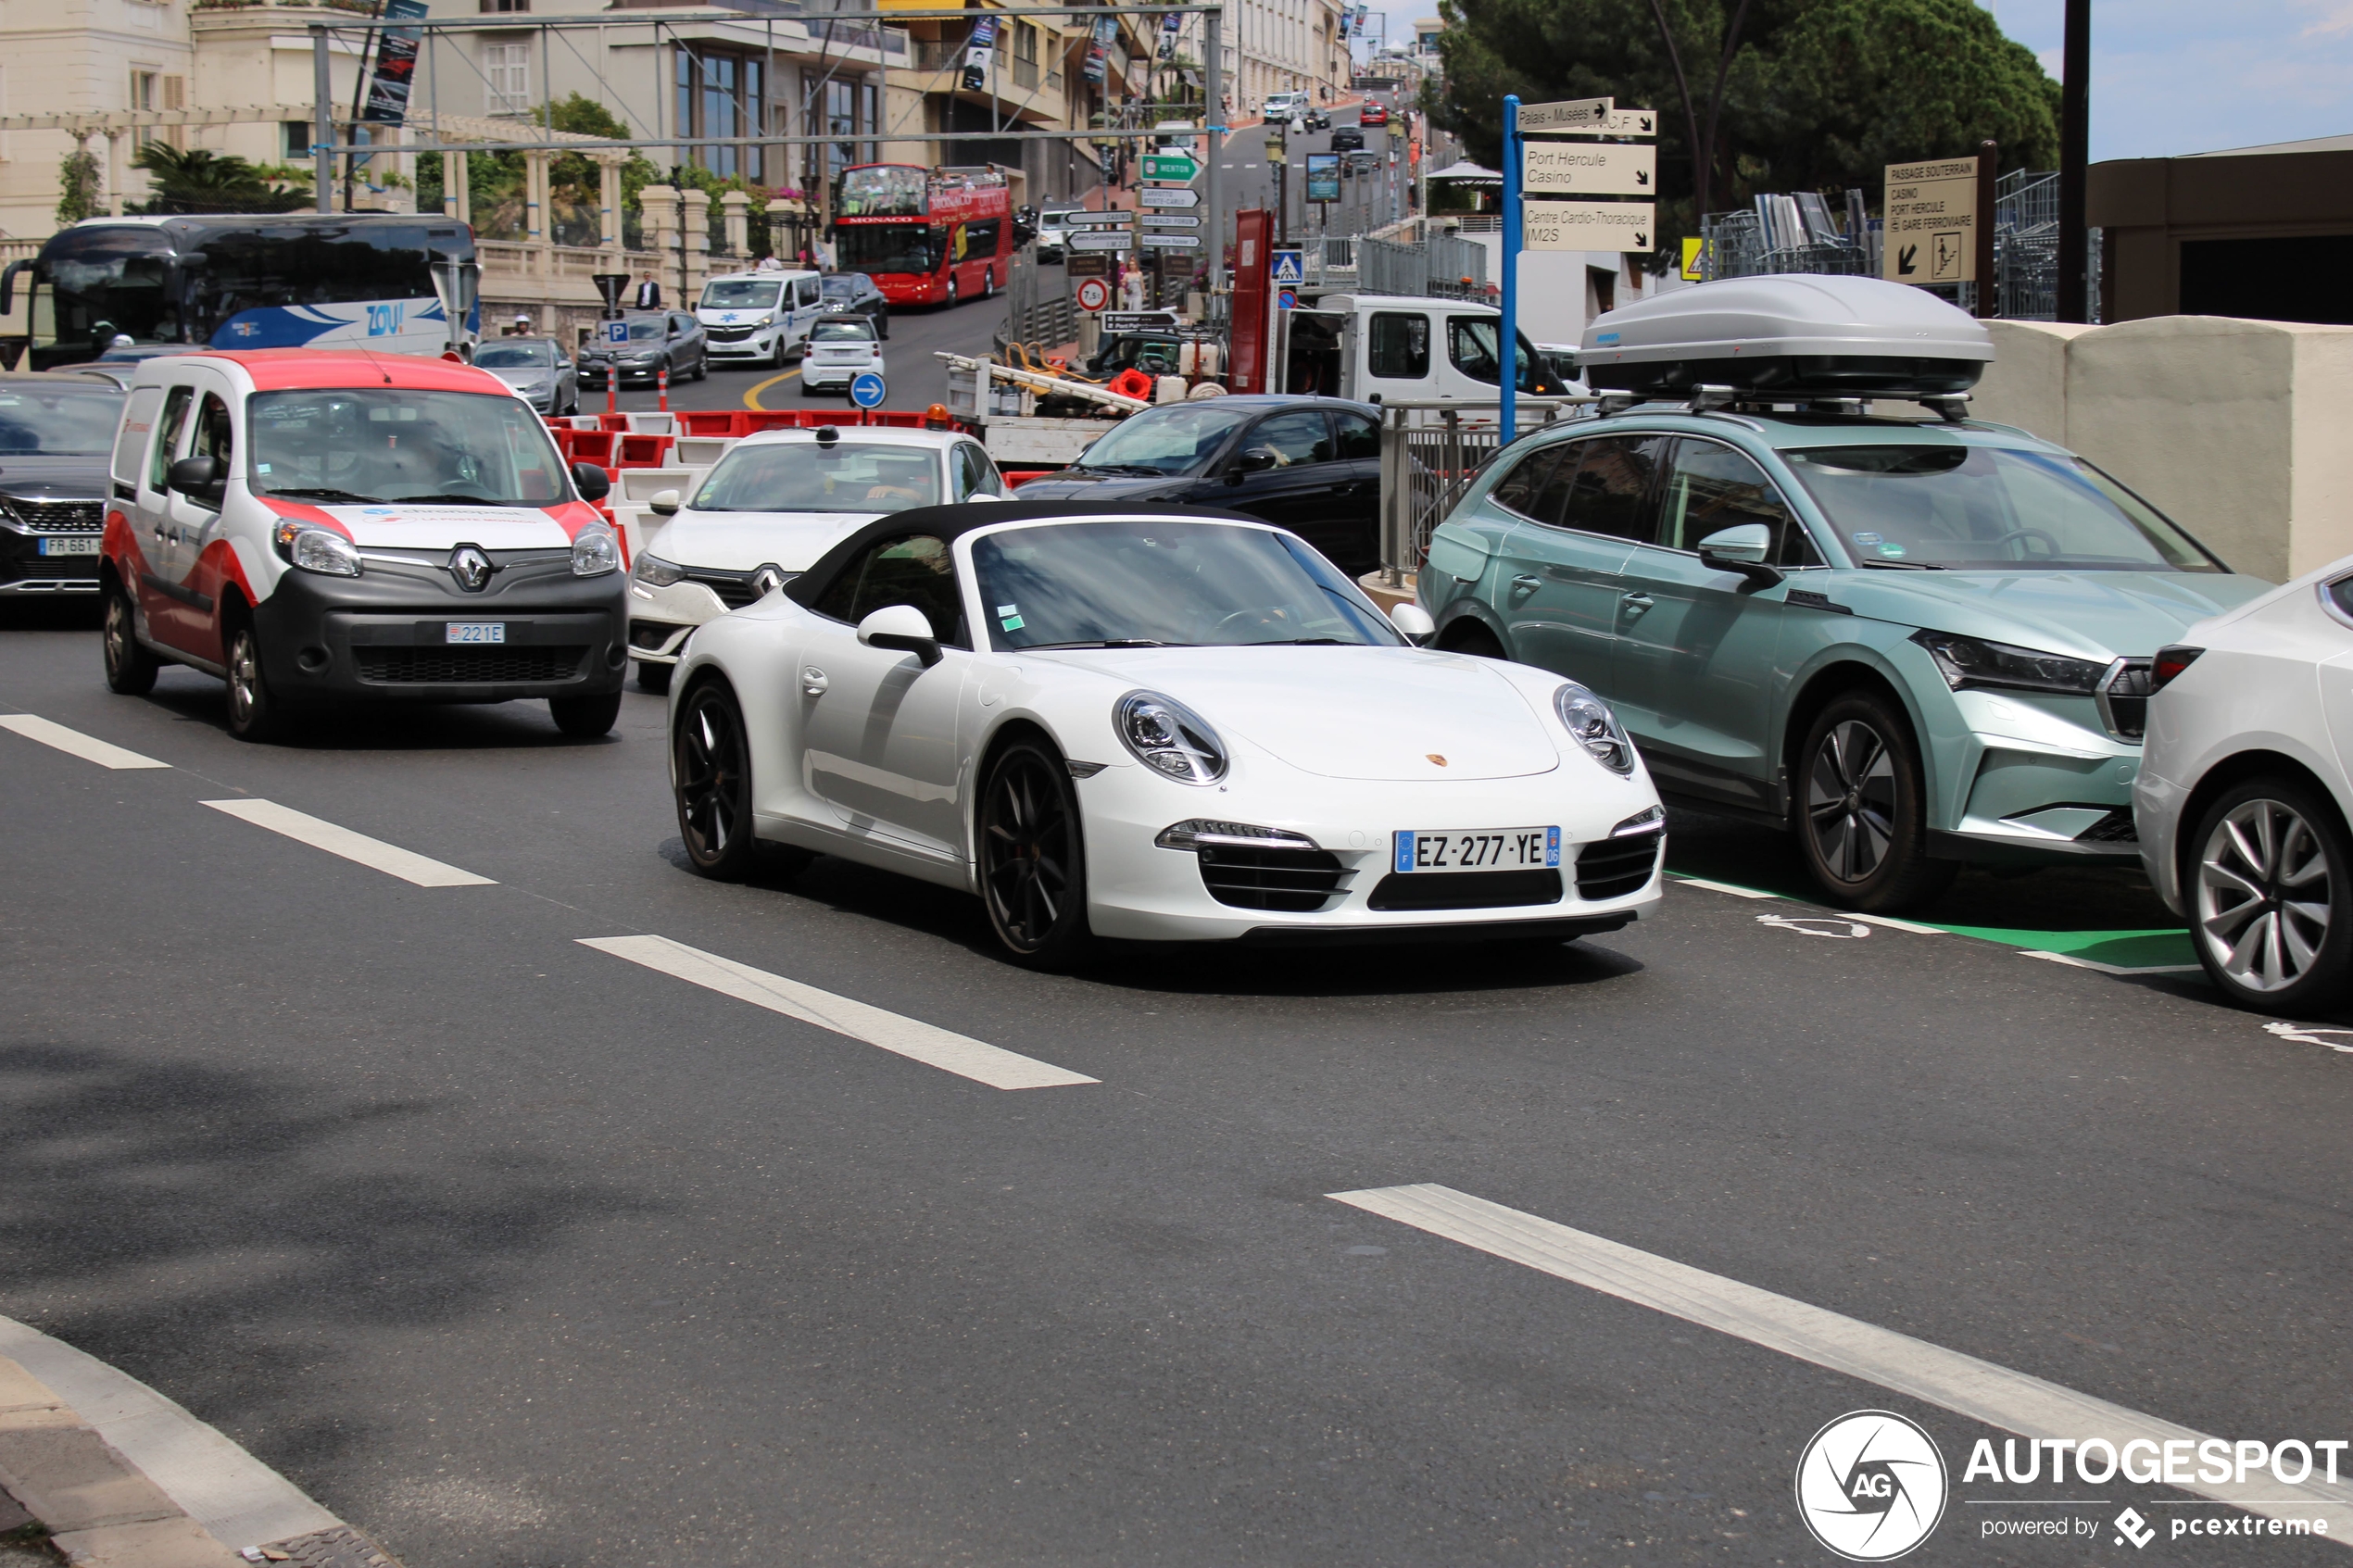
[1881,156,1977,284]
[1680,236,1704,281]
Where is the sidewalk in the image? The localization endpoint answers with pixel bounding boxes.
[0,1332,399,1568]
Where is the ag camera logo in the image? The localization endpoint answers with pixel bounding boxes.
[1795,1411,1949,1561]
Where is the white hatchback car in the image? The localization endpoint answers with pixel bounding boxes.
[626,426,1004,690]
[666,502,1667,967]
[799,318,886,396]
[2134,556,2353,1012]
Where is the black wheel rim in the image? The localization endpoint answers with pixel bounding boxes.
[1806,718,1896,884]
[982,751,1072,951]
[676,693,744,862]
[104,593,132,674]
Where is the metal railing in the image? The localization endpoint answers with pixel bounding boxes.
[1357,232,1488,299]
[1377,398,1592,579]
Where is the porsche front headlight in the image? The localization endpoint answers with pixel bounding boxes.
[1116,690,1227,784]
[1554,682,1634,774]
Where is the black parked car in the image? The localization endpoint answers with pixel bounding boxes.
[1329,126,1365,153]
[0,374,124,600]
[819,272,891,341]
[579,311,708,387]
[1011,395,1384,576]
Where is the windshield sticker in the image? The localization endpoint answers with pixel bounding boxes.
[1878,542,1907,558]
[256,463,272,473]
[998,603,1025,631]
[1850,531,1882,546]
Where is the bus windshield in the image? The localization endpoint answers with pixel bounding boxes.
[41,226,181,353]
[836,166,927,218]
[835,225,940,275]
[701,279,784,309]
[247,389,568,507]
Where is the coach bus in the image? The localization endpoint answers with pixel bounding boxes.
[830,164,1016,309]
[0,213,479,370]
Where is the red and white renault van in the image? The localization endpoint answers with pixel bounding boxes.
[98,349,625,740]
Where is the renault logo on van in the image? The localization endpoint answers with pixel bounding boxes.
[448,545,494,592]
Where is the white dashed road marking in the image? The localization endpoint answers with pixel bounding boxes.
[0,713,171,770]
[579,934,1098,1090]
[1328,1183,2353,1539]
[201,799,497,887]
[1672,875,1778,899]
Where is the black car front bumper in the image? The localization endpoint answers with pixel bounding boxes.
[250,551,628,704]
[0,519,106,594]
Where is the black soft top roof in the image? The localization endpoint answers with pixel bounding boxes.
[784,499,1265,611]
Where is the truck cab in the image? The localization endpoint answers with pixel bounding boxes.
[1279,294,1570,405]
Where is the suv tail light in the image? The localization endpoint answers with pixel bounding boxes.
[2148,645,2204,694]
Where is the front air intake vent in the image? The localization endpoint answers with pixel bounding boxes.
[1195,844,1346,912]
[1575,834,1660,900]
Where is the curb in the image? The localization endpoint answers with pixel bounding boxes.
[0,1322,398,1568]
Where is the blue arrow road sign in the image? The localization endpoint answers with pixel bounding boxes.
[1270,247,1304,285]
[850,371,887,409]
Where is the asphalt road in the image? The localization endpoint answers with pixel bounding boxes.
[1212,102,1408,248]
[3,615,2349,1567]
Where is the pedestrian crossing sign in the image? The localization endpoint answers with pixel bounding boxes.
[1270,247,1304,285]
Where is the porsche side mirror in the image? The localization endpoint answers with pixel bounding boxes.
[571,461,611,502]
[1388,601,1436,646]
[856,602,942,667]
[166,455,220,495]
[649,487,682,517]
[1696,522,1782,590]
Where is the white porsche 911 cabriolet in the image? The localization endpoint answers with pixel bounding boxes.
[668,501,1667,966]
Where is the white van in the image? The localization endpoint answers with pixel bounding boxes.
[1277,294,1575,406]
[697,270,827,368]
[1262,90,1312,122]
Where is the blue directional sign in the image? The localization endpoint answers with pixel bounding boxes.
[602,320,629,345]
[1270,246,1304,285]
[1277,287,1298,310]
[849,371,887,409]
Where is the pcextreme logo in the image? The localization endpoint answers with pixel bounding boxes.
[1795,1411,1950,1561]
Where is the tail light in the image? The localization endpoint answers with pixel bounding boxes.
[2148,645,2204,694]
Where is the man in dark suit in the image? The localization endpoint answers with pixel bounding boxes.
[634,270,661,308]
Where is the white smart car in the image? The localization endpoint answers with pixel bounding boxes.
[626,426,1005,691]
[666,501,1667,966]
[2135,555,2353,1013]
[799,318,886,396]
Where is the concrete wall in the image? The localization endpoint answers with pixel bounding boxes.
[1969,314,2353,583]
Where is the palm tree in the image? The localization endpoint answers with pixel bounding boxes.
[131,144,312,214]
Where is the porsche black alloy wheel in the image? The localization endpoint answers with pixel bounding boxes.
[1795,688,1957,912]
[674,680,759,879]
[979,738,1093,967]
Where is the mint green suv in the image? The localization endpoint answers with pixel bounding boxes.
[1417,411,2274,911]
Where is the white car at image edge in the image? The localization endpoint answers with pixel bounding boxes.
[627,426,1004,691]
[666,501,1667,966]
[799,318,886,395]
[2134,552,2353,1013]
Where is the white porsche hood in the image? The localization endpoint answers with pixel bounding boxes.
[648,509,880,573]
[316,504,578,551]
[1036,646,1567,782]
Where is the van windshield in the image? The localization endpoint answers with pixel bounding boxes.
[1782,443,2223,572]
[701,280,784,308]
[246,389,568,506]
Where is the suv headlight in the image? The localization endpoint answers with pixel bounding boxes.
[1553,682,1633,773]
[274,520,360,577]
[633,551,685,587]
[1910,629,2104,695]
[571,527,621,577]
[1116,690,1227,784]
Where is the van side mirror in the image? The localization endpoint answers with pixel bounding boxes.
[167,456,220,495]
[856,602,942,667]
[570,460,611,502]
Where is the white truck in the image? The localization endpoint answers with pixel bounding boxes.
[1276,293,1581,406]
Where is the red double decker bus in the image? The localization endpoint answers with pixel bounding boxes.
[831,164,1015,308]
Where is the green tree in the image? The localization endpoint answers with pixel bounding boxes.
[128,144,313,214]
[1428,0,2056,257]
[56,146,103,225]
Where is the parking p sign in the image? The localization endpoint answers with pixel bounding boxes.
[602,320,629,345]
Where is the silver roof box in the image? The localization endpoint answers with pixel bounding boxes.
[1578,274,1994,399]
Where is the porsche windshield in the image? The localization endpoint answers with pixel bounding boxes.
[246,389,568,506]
[969,521,1403,649]
[690,440,938,513]
[1782,443,2221,572]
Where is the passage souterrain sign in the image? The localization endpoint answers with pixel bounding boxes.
[1882,156,1978,283]
[1522,143,1655,196]
[1525,199,1656,253]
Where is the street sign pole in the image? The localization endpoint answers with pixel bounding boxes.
[1502,93,1520,443]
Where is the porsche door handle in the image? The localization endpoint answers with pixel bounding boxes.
[800,667,828,696]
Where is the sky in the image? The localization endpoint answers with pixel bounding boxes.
[1353,1,2353,163]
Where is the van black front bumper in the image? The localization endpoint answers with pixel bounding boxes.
[250,553,628,704]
